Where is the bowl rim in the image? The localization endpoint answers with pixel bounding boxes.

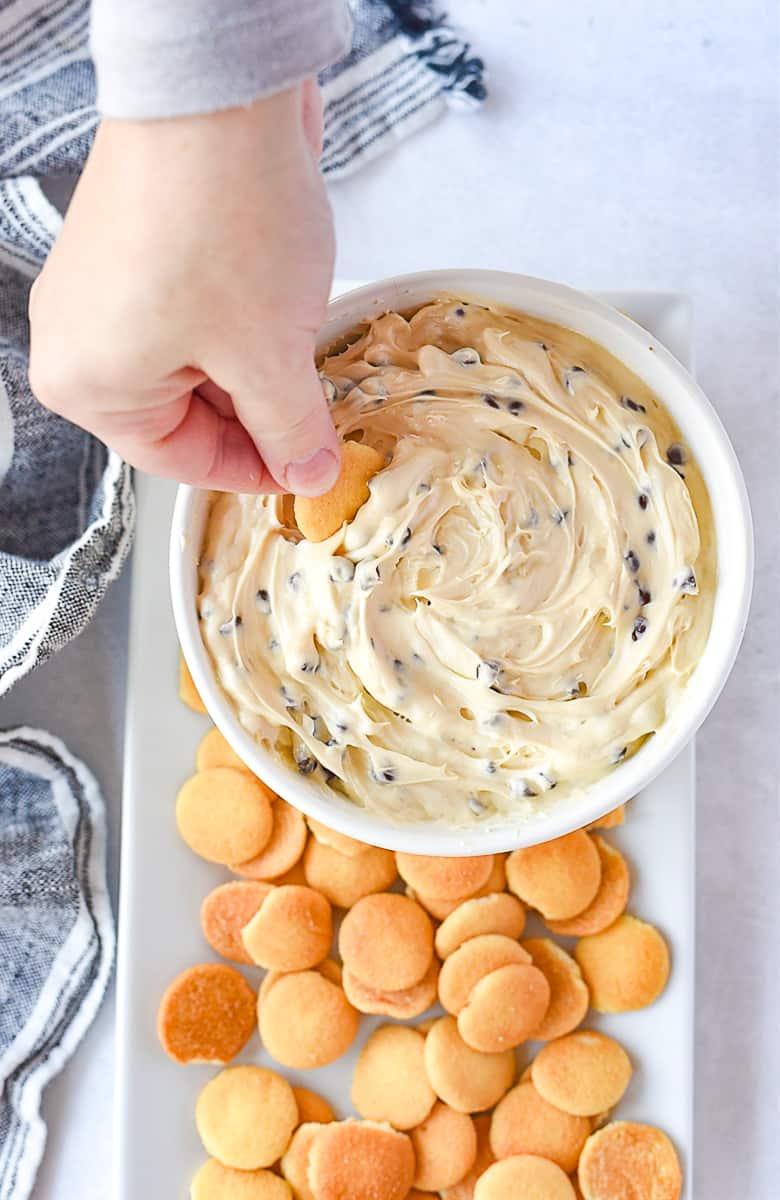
[170,269,754,854]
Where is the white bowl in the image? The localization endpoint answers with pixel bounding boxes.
[170,270,753,854]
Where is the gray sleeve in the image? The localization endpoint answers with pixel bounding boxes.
[90,0,351,119]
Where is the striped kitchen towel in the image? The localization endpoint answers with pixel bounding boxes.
[0,3,485,1198]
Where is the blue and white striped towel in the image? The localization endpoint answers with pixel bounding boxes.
[0,3,485,1197]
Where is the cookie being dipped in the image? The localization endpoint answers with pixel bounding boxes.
[294,441,385,542]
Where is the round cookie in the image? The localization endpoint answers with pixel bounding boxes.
[233,801,308,880]
[578,1121,683,1200]
[440,1113,496,1200]
[457,962,550,1052]
[474,1155,576,1200]
[200,881,273,965]
[294,441,386,542]
[307,1119,415,1200]
[275,859,308,887]
[307,816,366,857]
[190,1160,292,1200]
[547,837,630,937]
[352,1025,435,1130]
[521,938,590,1040]
[339,893,433,991]
[410,1102,477,1192]
[436,893,526,960]
[157,963,256,1064]
[396,853,494,901]
[506,830,601,920]
[490,1079,592,1174]
[424,1016,515,1113]
[240,884,332,971]
[180,654,207,713]
[258,968,359,1068]
[196,726,248,773]
[303,838,397,907]
[586,804,626,831]
[292,1086,336,1125]
[532,1030,632,1116]
[438,934,531,1015]
[176,768,273,865]
[574,915,670,1012]
[343,959,438,1020]
[280,1122,322,1200]
[195,1065,297,1169]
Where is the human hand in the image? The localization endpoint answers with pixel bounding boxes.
[28,82,341,496]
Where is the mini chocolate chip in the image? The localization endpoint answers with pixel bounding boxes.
[411,652,423,663]
[539,773,557,790]
[280,685,297,707]
[637,585,652,606]
[611,746,628,763]
[485,761,497,775]
[392,658,404,671]
[522,783,538,797]
[552,508,570,525]
[646,531,656,545]
[256,588,271,613]
[621,434,632,449]
[329,557,355,583]
[417,482,431,493]
[508,399,525,415]
[301,660,319,673]
[638,492,649,510]
[567,450,575,467]
[454,306,466,317]
[369,637,375,649]
[296,756,317,775]
[667,443,687,466]
[432,543,444,555]
[268,638,279,651]
[401,527,412,547]
[451,347,481,366]
[379,604,391,613]
[375,767,396,783]
[537,342,549,351]
[621,395,647,413]
[319,374,337,404]
[288,571,302,592]
[476,659,502,685]
[483,393,500,408]
[632,617,648,641]
[218,619,237,636]
[678,570,698,594]
[625,550,640,573]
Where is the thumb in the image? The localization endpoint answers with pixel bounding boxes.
[228,352,341,496]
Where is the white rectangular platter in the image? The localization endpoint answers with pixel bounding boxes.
[115,290,695,1199]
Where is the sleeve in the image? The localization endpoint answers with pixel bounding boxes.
[90,0,352,120]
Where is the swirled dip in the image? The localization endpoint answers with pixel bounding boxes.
[199,300,714,825]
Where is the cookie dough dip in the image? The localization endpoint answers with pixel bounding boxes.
[198,299,715,826]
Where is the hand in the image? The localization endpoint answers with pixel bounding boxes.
[28,82,341,496]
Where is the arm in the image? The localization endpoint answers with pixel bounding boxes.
[29,4,351,496]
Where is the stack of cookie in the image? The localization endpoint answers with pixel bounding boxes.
[165,677,681,1200]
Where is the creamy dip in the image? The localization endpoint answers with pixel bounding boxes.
[198,299,714,825]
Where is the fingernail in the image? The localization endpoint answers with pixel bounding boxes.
[284,448,340,496]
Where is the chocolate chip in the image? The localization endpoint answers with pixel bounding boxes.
[401,527,412,547]
[625,550,640,573]
[638,492,649,511]
[667,443,687,466]
[329,556,355,583]
[485,761,497,775]
[483,393,500,409]
[374,767,396,783]
[646,531,656,545]
[296,756,317,776]
[522,783,538,797]
[611,746,628,763]
[552,508,570,525]
[632,617,648,641]
[432,543,444,555]
[454,306,466,317]
[319,374,337,404]
[508,399,525,415]
[476,659,502,686]
[567,450,575,467]
[300,659,319,673]
[392,658,404,671]
[537,342,549,351]
[417,481,431,493]
[288,571,302,592]
[621,395,646,413]
[256,588,271,613]
[637,584,652,606]
[218,617,240,636]
[451,347,481,366]
[678,570,698,594]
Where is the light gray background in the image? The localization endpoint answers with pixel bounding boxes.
[0,1,776,1196]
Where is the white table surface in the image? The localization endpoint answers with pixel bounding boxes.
[0,1,777,1197]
